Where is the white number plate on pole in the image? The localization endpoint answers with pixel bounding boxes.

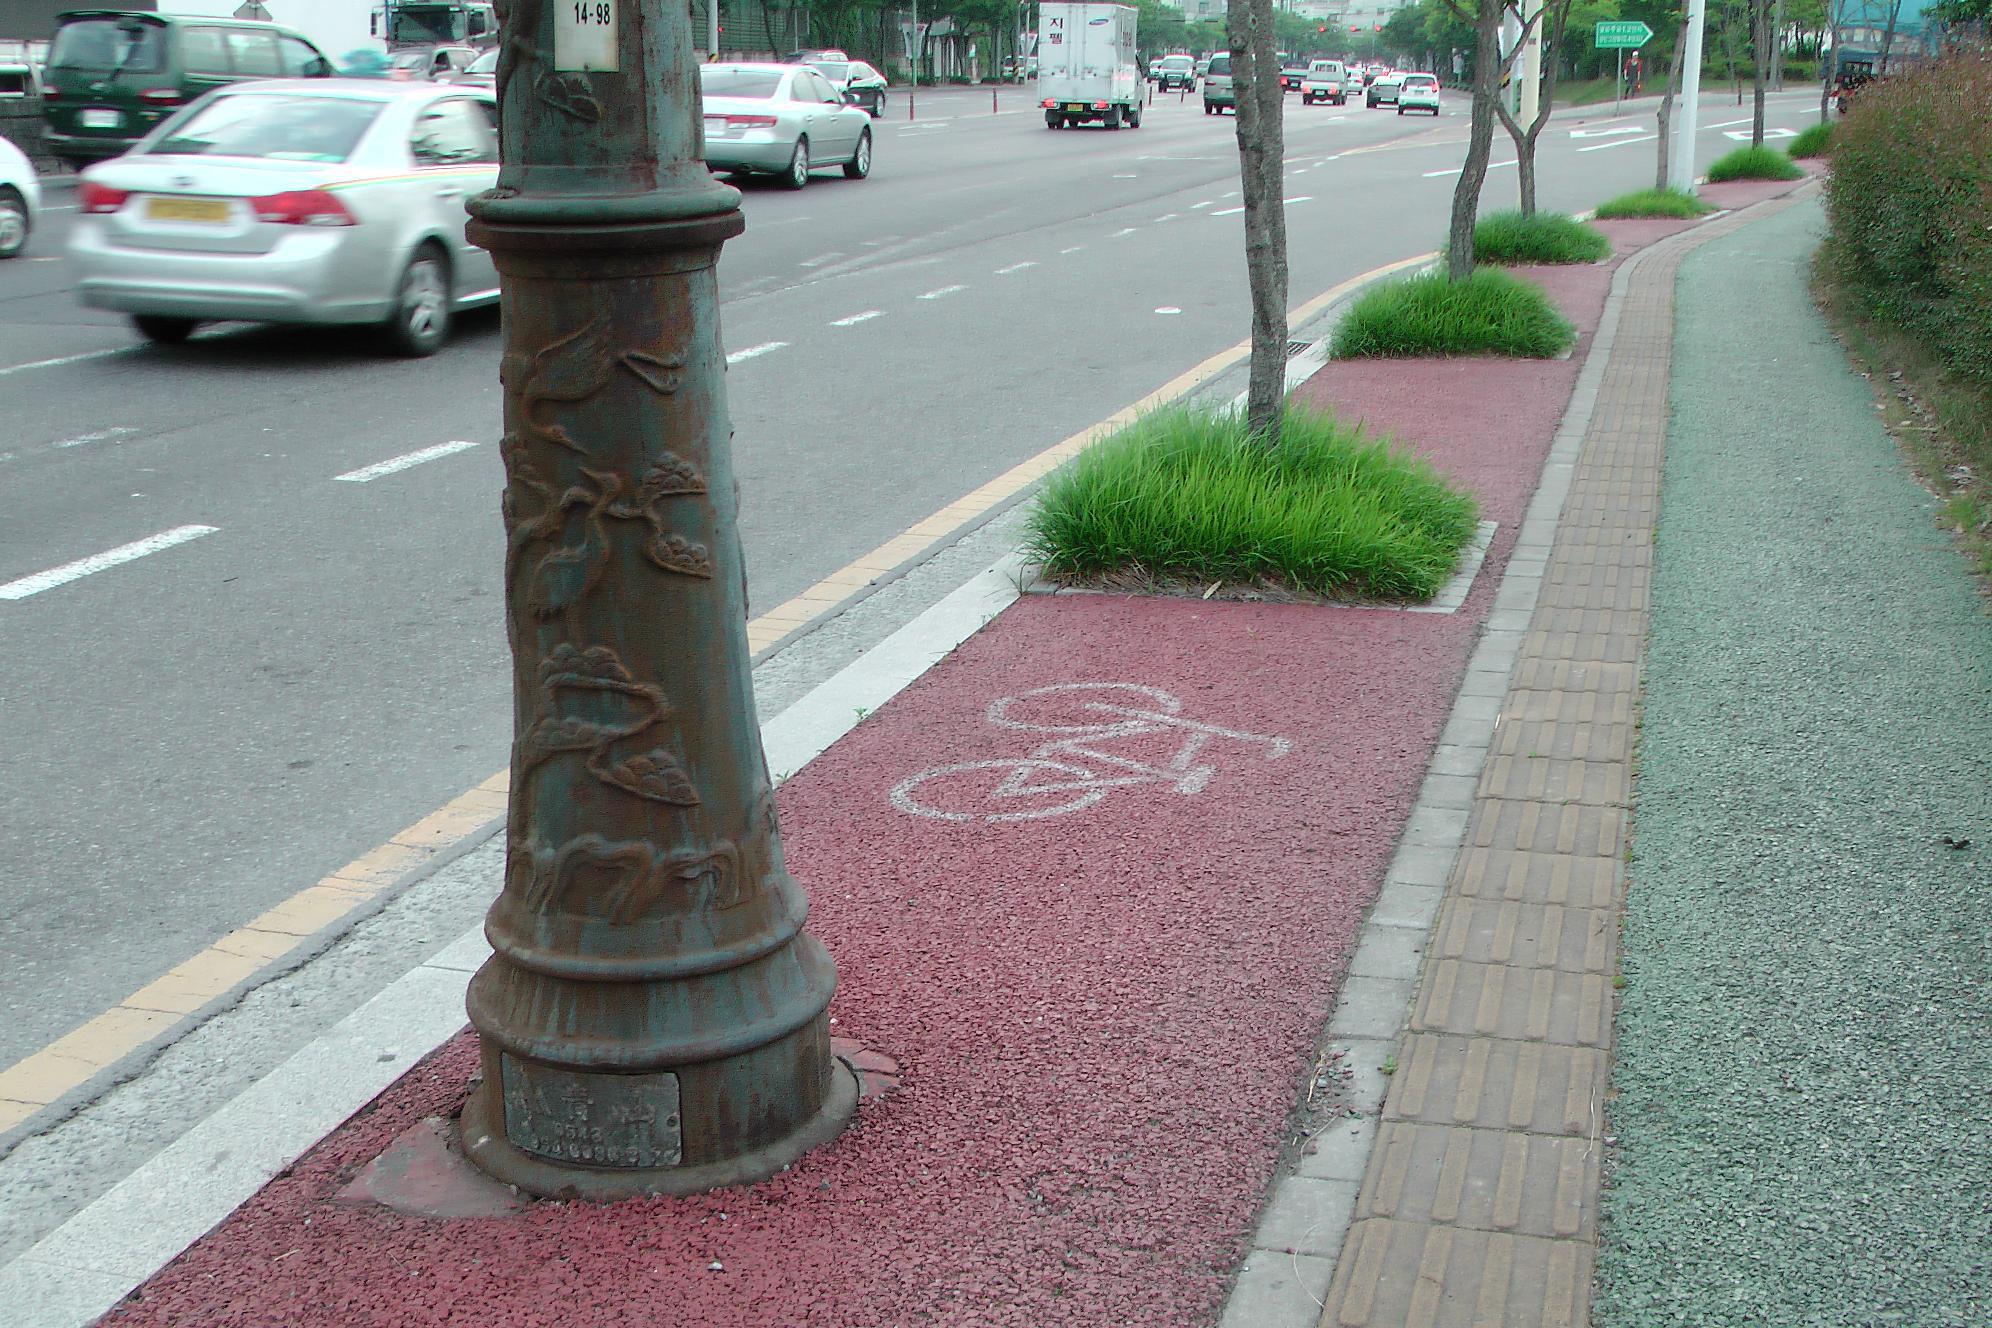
[557,0,619,72]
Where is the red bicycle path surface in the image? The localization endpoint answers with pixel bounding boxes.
[95,179,1802,1328]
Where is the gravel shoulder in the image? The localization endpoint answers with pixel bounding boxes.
[1596,198,1991,1326]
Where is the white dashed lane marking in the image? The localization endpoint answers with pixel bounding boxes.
[994,261,1038,274]
[831,310,884,326]
[917,285,966,300]
[0,525,219,602]
[335,439,481,484]
[725,341,789,364]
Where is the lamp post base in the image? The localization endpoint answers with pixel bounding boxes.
[460,1055,858,1201]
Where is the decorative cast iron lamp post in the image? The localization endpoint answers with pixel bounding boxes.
[459,0,855,1198]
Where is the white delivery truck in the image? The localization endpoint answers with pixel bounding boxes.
[1036,2,1142,130]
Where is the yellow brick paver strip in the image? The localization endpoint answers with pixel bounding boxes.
[1316,191,1815,1328]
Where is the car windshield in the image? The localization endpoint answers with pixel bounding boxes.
[1404,76,1436,88]
[700,67,782,99]
[389,52,429,70]
[148,94,383,162]
[469,49,498,73]
[49,17,164,73]
[1162,57,1191,68]
[1207,56,1230,74]
[807,60,850,81]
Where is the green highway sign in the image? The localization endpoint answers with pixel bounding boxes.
[1595,20,1654,48]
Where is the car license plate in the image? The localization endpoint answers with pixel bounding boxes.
[1065,102,1085,111]
[146,196,230,223]
[79,107,122,130]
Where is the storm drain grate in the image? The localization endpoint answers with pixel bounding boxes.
[1285,339,1313,358]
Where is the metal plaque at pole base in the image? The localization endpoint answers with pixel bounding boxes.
[460,0,854,1200]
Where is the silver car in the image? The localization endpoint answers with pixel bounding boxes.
[68,79,500,356]
[699,63,873,189]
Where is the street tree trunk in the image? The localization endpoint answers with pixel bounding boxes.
[1657,11,1690,188]
[1751,0,1769,144]
[1228,0,1289,441]
[1494,0,1571,216]
[1771,0,1786,88]
[1446,0,1505,280]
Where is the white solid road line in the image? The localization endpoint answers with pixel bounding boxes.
[0,348,131,379]
[917,285,966,300]
[994,260,1038,274]
[831,310,884,326]
[334,439,481,484]
[1704,117,1753,128]
[0,525,219,602]
[725,341,789,363]
[1577,134,1658,152]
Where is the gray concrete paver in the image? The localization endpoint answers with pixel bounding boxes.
[1317,191,1819,1325]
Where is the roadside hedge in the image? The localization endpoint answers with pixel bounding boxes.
[1826,52,1992,390]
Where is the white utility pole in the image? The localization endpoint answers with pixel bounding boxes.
[1670,0,1708,192]
[708,0,719,59]
[1518,0,1543,127]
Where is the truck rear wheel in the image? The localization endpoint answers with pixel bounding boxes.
[1104,106,1122,130]
[1046,110,1062,129]
[1126,103,1142,128]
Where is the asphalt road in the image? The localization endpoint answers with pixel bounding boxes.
[0,84,1825,1071]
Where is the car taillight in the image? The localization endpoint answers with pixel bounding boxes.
[250,189,356,227]
[138,88,181,106]
[1094,101,1106,109]
[1041,98,1055,108]
[716,114,777,128]
[79,181,129,214]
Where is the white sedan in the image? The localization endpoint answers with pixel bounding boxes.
[699,63,874,189]
[0,133,39,260]
[68,79,499,355]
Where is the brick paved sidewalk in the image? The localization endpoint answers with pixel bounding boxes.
[1314,187,1820,1327]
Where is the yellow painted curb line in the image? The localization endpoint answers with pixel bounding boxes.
[0,251,1434,1139]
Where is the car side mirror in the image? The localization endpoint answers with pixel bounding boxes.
[305,57,332,77]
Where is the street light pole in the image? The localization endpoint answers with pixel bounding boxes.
[460,0,856,1200]
[1670,0,1708,192]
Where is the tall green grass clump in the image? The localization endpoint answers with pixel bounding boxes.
[1028,406,1480,602]
[1705,144,1805,182]
[1331,268,1575,360]
[1786,121,1834,158]
[1472,211,1612,265]
[1592,188,1716,220]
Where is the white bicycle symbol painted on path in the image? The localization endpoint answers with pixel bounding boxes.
[890,682,1294,823]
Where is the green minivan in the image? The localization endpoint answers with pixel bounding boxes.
[42,10,335,168]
